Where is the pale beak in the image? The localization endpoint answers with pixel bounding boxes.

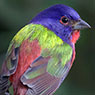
[73,19,91,30]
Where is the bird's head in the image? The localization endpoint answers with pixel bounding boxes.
[31,4,91,47]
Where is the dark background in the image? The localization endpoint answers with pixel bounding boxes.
[0,0,95,95]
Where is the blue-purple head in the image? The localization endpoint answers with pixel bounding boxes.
[31,4,91,46]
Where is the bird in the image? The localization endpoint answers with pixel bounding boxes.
[0,4,91,95]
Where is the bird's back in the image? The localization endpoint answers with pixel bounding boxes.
[1,24,74,95]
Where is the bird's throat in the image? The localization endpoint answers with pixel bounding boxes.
[71,30,80,44]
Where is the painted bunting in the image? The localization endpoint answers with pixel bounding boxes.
[0,4,91,95]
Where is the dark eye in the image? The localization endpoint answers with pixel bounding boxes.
[60,16,68,24]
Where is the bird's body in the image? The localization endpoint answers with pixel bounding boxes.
[8,24,74,95]
[0,4,90,95]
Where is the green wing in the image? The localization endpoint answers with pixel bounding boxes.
[21,43,73,95]
[20,36,72,95]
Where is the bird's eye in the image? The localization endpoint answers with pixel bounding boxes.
[60,16,68,25]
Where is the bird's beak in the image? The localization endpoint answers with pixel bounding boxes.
[73,19,91,30]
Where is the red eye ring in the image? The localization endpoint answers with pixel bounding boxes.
[60,16,69,25]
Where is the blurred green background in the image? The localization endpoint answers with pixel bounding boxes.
[0,0,95,95]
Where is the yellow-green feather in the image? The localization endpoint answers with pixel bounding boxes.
[7,24,63,55]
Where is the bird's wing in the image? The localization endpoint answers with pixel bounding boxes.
[0,23,73,95]
[1,24,37,77]
[1,47,19,77]
[1,23,66,77]
[19,24,73,95]
[0,24,37,94]
[0,24,42,94]
[21,56,60,95]
[21,45,73,95]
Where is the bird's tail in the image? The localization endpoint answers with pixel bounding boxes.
[0,75,10,95]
